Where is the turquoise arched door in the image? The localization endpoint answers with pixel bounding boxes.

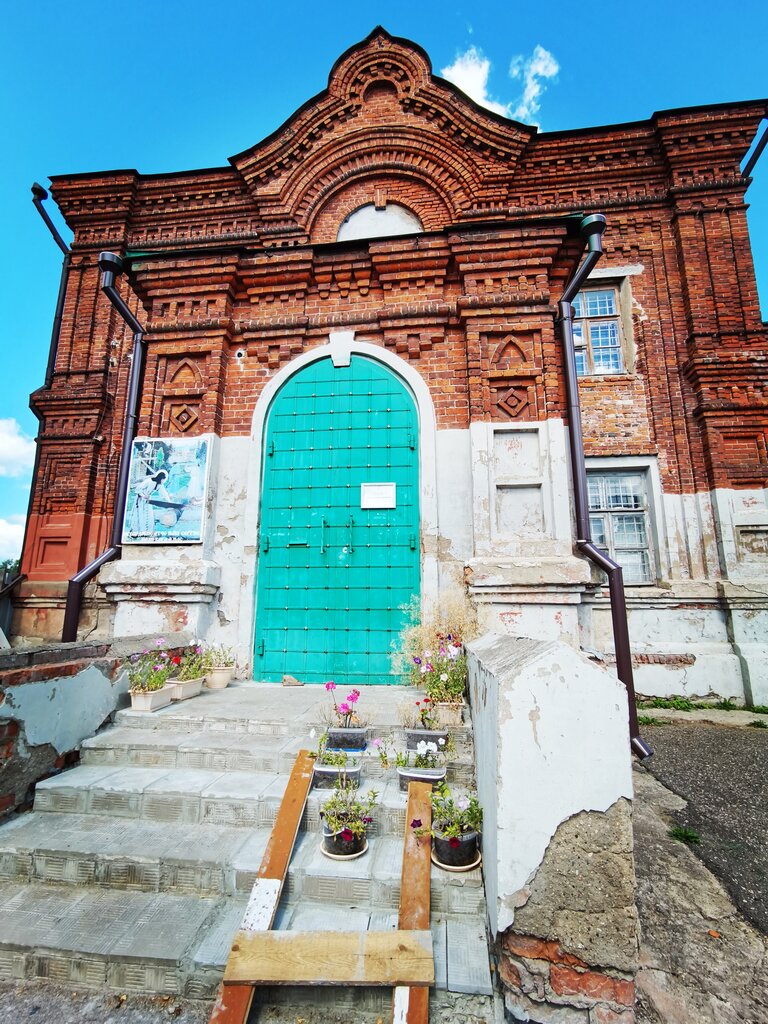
[254,356,420,684]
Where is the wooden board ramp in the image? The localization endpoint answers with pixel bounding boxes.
[209,748,315,1023]
[393,781,433,1024]
[210,766,436,1024]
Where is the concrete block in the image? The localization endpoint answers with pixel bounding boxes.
[446,918,493,995]
[193,899,248,968]
[0,948,26,980]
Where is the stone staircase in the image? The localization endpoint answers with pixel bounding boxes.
[0,684,496,1021]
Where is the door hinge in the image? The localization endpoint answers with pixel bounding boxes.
[409,533,417,551]
[407,430,415,450]
[255,640,265,656]
[267,439,275,457]
[261,534,270,553]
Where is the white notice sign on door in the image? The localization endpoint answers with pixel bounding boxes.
[361,482,397,509]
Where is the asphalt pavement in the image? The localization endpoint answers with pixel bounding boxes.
[641,721,768,934]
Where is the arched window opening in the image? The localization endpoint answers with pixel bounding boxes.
[337,202,423,242]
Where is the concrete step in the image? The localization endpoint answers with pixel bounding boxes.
[0,814,485,915]
[81,727,304,774]
[0,812,266,896]
[32,764,475,837]
[0,881,230,994]
[0,880,492,1002]
[81,726,475,785]
[112,682,473,742]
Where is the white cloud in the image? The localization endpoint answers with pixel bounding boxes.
[441,47,512,118]
[509,44,560,125]
[0,419,35,478]
[0,515,25,561]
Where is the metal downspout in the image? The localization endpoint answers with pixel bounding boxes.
[61,253,146,642]
[31,183,71,388]
[558,214,652,759]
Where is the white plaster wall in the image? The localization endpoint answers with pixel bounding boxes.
[711,486,768,580]
[434,428,473,570]
[470,418,576,559]
[467,633,632,936]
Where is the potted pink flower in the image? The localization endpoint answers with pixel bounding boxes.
[124,640,175,712]
[324,682,367,751]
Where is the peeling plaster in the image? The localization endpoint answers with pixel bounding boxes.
[3,665,128,755]
[467,634,633,936]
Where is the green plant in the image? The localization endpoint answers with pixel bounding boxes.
[640,697,695,711]
[320,776,378,840]
[125,640,175,693]
[711,698,738,711]
[311,732,352,767]
[398,697,442,730]
[747,719,768,729]
[668,826,700,845]
[637,715,670,726]
[176,646,207,681]
[412,782,482,842]
[203,645,235,668]
[370,736,393,768]
[749,705,768,715]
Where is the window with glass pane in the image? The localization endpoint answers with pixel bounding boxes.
[587,472,654,583]
[573,287,624,376]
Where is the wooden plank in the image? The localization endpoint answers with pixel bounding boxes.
[393,985,429,1024]
[398,781,433,931]
[393,781,433,1023]
[256,749,315,884]
[209,749,315,1024]
[224,929,434,987]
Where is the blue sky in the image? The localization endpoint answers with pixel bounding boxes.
[2,0,767,560]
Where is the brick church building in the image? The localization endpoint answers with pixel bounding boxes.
[16,28,768,703]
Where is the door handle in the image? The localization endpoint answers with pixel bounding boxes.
[347,516,354,553]
[320,517,327,554]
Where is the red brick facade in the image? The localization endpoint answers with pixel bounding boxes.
[16,29,768,644]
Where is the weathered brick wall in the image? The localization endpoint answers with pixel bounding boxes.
[17,29,768,612]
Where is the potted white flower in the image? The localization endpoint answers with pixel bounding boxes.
[395,738,447,791]
[203,645,235,689]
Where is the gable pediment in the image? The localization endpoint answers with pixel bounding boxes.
[229,28,535,243]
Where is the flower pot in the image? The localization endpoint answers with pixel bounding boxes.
[205,666,234,690]
[432,830,480,871]
[397,766,446,792]
[312,763,362,789]
[321,826,368,859]
[129,685,174,712]
[326,726,367,751]
[404,727,449,750]
[168,676,205,701]
[433,701,465,728]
